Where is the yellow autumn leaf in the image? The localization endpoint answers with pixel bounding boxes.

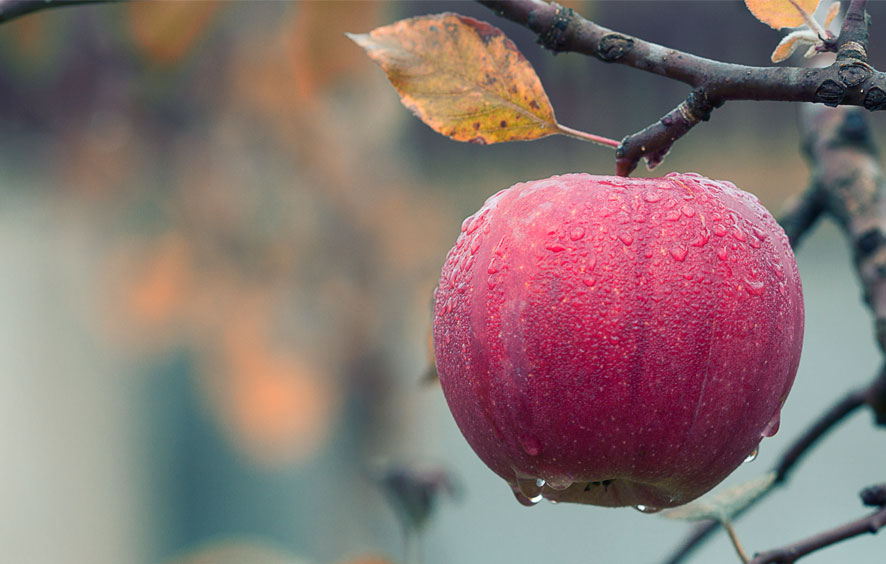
[745,0,821,30]
[347,13,566,145]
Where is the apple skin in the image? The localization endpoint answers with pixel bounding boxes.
[433,173,804,510]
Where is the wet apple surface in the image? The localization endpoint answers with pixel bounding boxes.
[433,173,804,510]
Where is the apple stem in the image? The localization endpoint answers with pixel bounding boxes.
[555,123,620,148]
[722,519,751,564]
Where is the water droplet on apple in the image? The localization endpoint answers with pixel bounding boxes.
[744,446,759,463]
[745,279,765,296]
[732,228,747,242]
[461,216,473,233]
[634,504,661,514]
[511,487,542,506]
[545,475,573,491]
[619,233,634,246]
[546,243,566,252]
[520,434,542,456]
[643,191,662,203]
[717,247,728,261]
[470,238,481,254]
[512,473,545,505]
[691,228,710,248]
[713,224,728,237]
[761,411,781,437]
[569,227,586,241]
[670,246,688,262]
[681,205,696,218]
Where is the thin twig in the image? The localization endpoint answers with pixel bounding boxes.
[477,0,881,175]
[749,505,886,563]
[722,519,751,564]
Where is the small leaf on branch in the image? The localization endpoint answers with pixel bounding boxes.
[745,0,821,30]
[347,13,617,147]
[771,30,819,63]
[661,471,777,522]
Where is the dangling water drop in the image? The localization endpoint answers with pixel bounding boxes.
[512,473,545,506]
[761,411,781,437]
[545,475,573,491]
[511,486,542,506]
[634,504,661,514]
[744,445,759,463]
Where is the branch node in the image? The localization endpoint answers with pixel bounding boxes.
[838,61,873,88]
[854,228,884,260]
[860,484,886,508]
[838,40,868,62]
[537,2,573,53]
[684,88,717,122]
[863,87,886,111]
[598,33,634,62]
[816,79,846,107]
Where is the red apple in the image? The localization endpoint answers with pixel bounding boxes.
[433,173,803,510]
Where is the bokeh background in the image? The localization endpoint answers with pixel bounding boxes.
[1,1,885,563]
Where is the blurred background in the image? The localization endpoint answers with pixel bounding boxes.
[1,1,885,563]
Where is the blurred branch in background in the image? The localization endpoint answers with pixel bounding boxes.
[0,0,119,24]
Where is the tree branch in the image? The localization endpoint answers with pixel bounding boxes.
[749,486,886,564]
[0,0,119,24]
[478,0,885,175]
[798,105,886,355]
